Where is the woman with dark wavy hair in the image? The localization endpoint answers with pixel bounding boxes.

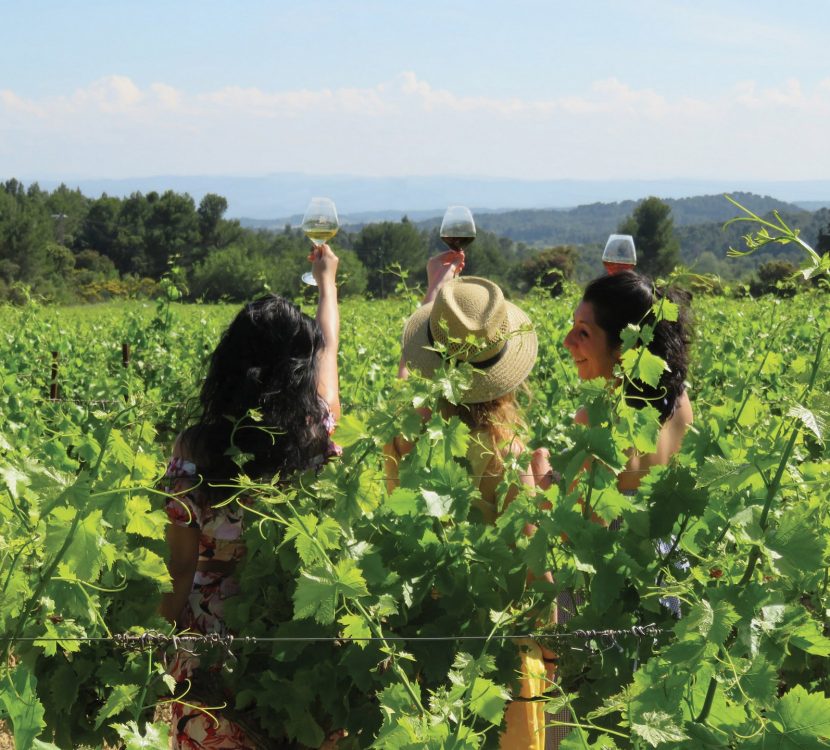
[535,269,692,490]
[160,245,340,749]
[569,270,692,486]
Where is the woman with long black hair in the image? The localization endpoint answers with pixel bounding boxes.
[160,245,341,749]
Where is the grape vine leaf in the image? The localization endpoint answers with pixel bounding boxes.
[125,495,166,539]
[630,710,689,747]
[386,487,420,516]
[0,667,46,750]
[284,514,341,565]
[467,677,509,725]
[767,514,826,580]
[111,720,170,750]
[293,559,368,624]
[621,348,668,388]
[697,456,757,490]
[46,508,106,582]
[339,612,372,647]
[741,654,779,708]
[93,683,141,729]
[561,731,620,749]
[645,465,708,537]
[0,465,28,499]
[421,489,453,519]
[654,298,679,323]
[737,393,763,428]
[787,405,824,443]
[745,685,830,749]
[332,414,368,448]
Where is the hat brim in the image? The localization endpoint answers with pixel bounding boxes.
[401,299,537,404]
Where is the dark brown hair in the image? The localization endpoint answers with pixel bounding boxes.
[582,271,691,421]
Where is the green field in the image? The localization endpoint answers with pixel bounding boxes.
[1,286,829,749]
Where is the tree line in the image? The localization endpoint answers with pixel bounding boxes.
[1,179,825,304]
[0,179,574,303]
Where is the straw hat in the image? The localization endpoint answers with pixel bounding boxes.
[401,277,537,404]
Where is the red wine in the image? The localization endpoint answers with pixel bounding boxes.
[603,260,636,275]
[441,235,475,251]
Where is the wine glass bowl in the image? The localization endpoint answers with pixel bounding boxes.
[602,234,637,274]
[440,205,476,251]
[301,197,339,285]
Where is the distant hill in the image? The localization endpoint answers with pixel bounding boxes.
[406,193,801,246]
[794,201,830,211]
[247,193,802,244]
[242,208,450,231]
[241,192,826,279]
[25,173,830,220]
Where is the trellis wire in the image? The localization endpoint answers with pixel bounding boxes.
[1,625,665,652]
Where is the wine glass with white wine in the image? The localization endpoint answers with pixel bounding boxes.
[602,234,637,275]
[301,197,339,286]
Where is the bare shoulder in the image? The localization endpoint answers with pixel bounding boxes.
[675,391,694,428]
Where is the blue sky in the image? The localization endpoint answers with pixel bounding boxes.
[1,0,828,181]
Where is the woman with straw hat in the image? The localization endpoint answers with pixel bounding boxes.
[388,249,547,749]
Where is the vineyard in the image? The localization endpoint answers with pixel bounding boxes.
[0,252,829,748]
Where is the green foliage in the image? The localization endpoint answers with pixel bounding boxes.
[750,260,801,297]
[190,244,275,300]
[4,180,830,301]
[0,290,830,749]
[353,219,428,297]
[514,245,577,296]
[0,208,829,749]
[726,194,830,283]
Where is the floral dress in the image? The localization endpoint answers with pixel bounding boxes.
[163,411,340,749]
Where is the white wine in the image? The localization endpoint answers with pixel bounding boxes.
[300,197,339,285]
[304,227,338,246]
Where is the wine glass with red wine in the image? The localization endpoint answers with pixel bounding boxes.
[440,206,476,252]
[602,234,637,275]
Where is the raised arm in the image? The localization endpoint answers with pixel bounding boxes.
[387,250,465,487]
[312,243,341,421]
[397,249,465,379]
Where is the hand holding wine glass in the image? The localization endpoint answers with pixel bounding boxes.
[301,197,339,286]
[602,234,637,275]
[426,250,465,299]
[310,241,339,288]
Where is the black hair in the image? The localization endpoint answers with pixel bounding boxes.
[582,271,691,422]
[180,295,329,497]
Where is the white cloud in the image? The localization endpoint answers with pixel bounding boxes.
[200,83,390,117]
[1,72,829,180]
[733,78,830,113]
[150,83,182,110]
[74,75,143,113]
[0,89,44,116]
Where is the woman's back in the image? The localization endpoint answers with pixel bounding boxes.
[160,246,341,749]
[619,391,693,491]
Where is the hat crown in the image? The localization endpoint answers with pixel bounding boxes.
[400,275,538,404]
[430,278,509,362]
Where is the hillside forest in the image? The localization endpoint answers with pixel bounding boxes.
[1,178,829,304]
